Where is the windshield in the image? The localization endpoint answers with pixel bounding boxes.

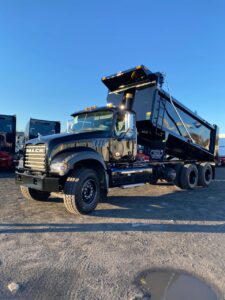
[71,110,113,133]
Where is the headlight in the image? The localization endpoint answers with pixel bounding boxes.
[50,162,69,175]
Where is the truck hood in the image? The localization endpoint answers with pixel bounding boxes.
[26,131,111,160]
[26,131,111,145]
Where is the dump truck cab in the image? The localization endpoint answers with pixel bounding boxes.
[70,106,137,160]
[16,65,219,215]
[16,106,137,184]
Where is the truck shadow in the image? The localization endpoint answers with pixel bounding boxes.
[0,221,224,234]
[94,189,225,222]
[46,186,224,222]
[1,186,225,234]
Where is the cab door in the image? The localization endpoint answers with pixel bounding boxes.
[110,111,137,160]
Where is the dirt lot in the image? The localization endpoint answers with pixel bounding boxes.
[0,168,225,299]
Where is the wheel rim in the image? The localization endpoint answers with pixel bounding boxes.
[81,179,97,204]
[189,170,197,185]
[205,168,212,182]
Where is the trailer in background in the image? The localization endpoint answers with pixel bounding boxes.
[25,118,61,141]
[218,134,225,166]
[0,114,16,169]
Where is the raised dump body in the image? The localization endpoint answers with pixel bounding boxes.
[104,65,218,162]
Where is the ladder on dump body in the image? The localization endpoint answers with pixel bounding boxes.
[154,97,167,136]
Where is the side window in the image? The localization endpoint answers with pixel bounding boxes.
[115,113,126,136]
[115,112,136,138]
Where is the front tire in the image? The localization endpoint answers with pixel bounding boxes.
[20,186,50,201]
[64,168,100,215]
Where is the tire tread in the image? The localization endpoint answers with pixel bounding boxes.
[20,186,50,201]
[64,168,99,215]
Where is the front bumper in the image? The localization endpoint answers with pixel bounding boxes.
[15,172,60,192]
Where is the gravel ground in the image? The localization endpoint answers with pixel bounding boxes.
[0,168,225,299]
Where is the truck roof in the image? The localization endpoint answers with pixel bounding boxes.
[71,106,117,117]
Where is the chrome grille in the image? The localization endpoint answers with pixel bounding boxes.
[24,144,46,171]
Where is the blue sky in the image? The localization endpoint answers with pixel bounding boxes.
[0,0,225,132]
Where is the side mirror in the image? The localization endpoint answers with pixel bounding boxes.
[67,120,74,133]
[124,112,135,133]
[117,112,136,140]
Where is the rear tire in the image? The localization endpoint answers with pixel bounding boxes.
[180,164,198,190]
[149,177,158,185]
[198,163,213,187]
[174,164,183,187]
[64,168,100,214]
[20,186,50,201]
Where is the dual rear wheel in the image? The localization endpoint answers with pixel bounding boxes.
[175,163,213,190]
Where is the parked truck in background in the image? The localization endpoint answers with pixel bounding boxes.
[16,119,61,155]
[218,134,225,166]
[25,118,61,141]
[16,65,219,215]
[0,114,16,169]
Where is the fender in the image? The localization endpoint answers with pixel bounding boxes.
[50,149,108,187]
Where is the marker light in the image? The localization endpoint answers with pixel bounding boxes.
[107,103,114,108]
[84,106,97,111]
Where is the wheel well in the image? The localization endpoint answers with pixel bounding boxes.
[73,159,108,190]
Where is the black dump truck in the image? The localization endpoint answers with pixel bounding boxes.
[0,114,16,168]
[16,65,219,215]
[25,118,61,140]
